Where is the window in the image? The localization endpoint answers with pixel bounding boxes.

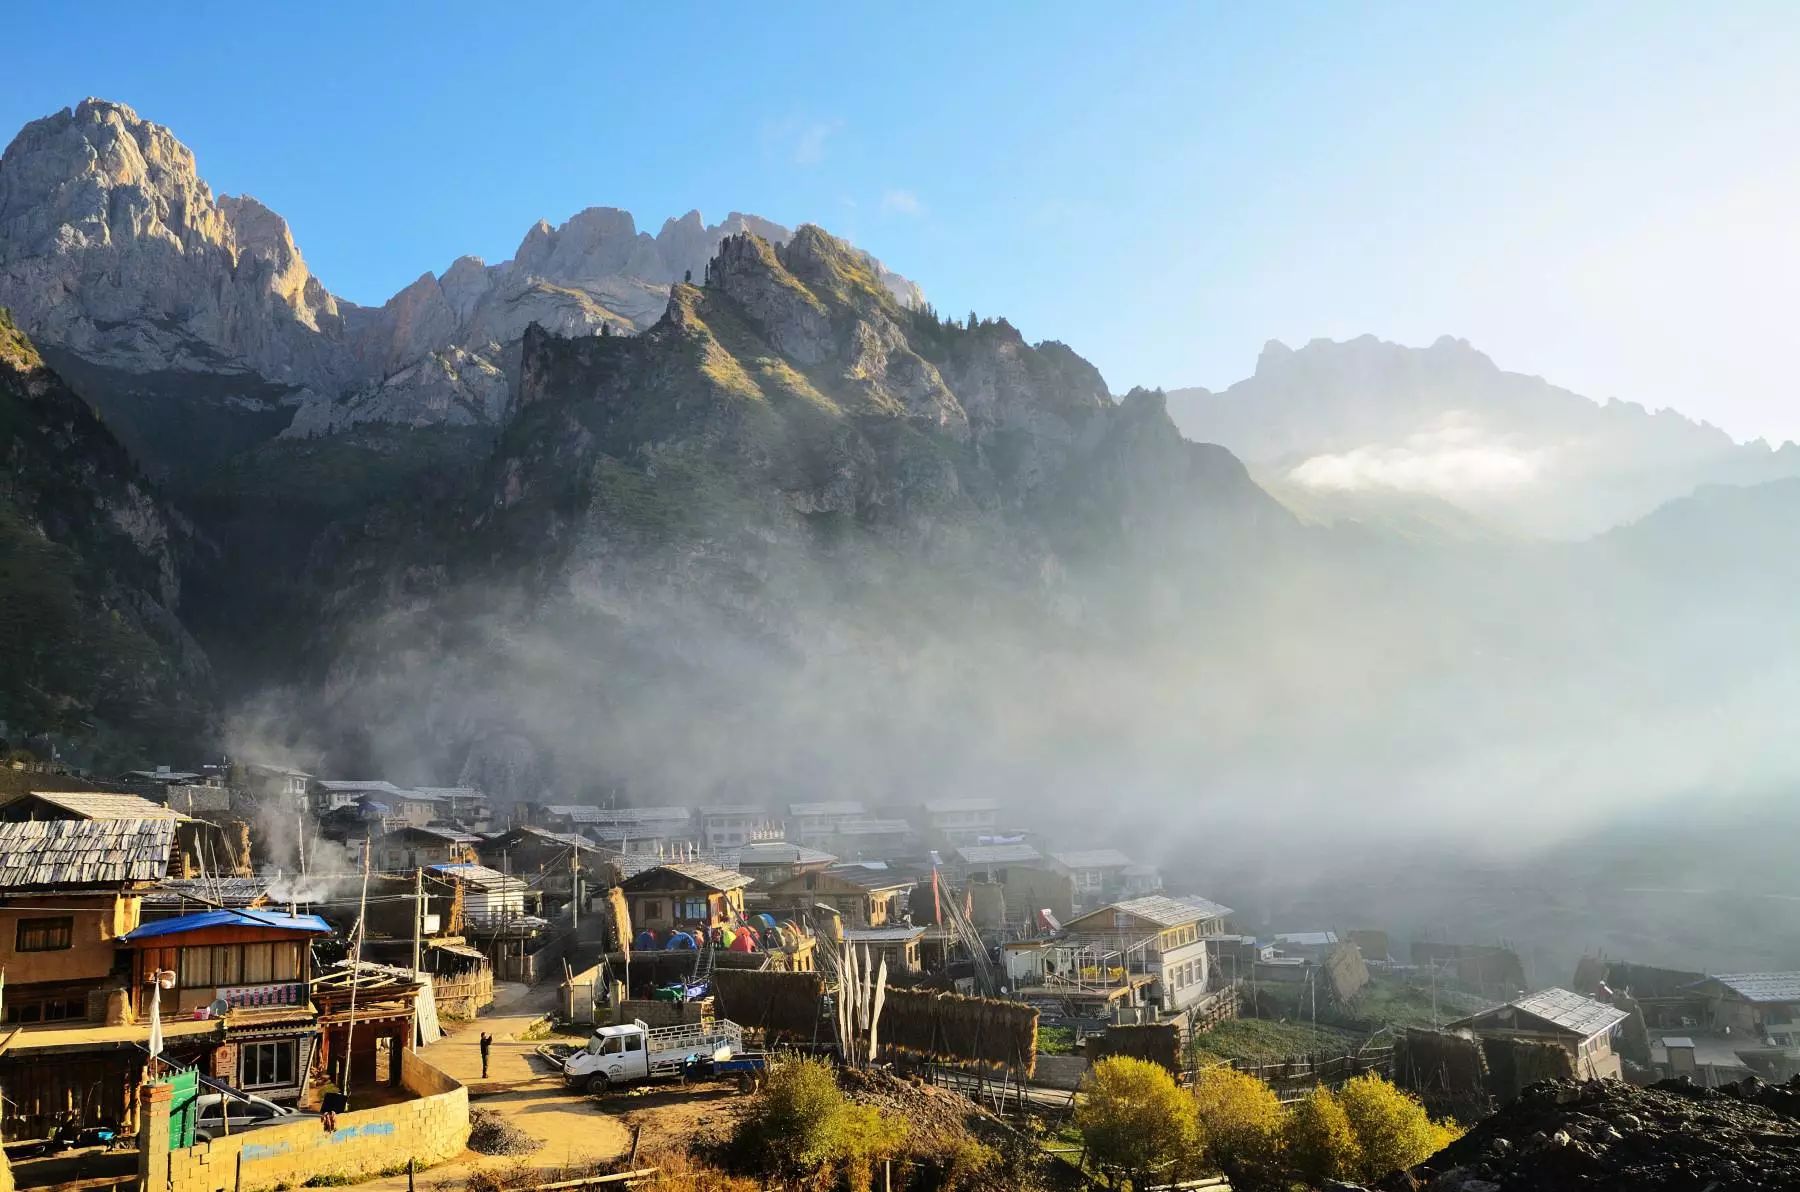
[16,917,73,952]
[624,1036,643,1052]
[640,900,663,921]
[241,1040,297,1089]
[678,897,708,920]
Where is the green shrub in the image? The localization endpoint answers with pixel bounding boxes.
[733,1056,907,1190]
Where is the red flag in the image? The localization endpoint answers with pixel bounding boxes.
[932,867,942,925]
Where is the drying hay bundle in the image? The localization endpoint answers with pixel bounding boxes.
[876,987,1038,1076]
[711,967,827,1040]
[1482,1034,1576,1101]
[1083,1021,1181,1073]
[1395,1026,1488,1096]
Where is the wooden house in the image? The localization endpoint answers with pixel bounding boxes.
[1063,895,1229,1016]
[841,925,925,975]
[372,824,479,871]
[1689,973,1800,1046]
[120,909,331,1103]
[920,799,999,847]
[766,865,910,928]
[733,839,838,889]
[785,801,869,847]
[1447,987,1630,1080]
[619,862,752,934]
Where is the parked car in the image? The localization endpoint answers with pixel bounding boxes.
[192,1093,306,1139]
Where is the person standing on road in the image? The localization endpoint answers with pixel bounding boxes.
[479,1031,493,1079]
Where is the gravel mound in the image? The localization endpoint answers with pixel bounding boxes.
[1378,1076,1800,1191]
[467,1107,544,1157]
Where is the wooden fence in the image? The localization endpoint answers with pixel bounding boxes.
[1189,1044,1394,1103]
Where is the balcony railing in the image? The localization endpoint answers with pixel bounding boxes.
[219,982,308,1009]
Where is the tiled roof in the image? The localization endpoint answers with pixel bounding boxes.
[1051,849,1134,869]
[823,865,913,891]
[1707,973,1800,1003]
[699,805,768,818]
[956,843,1043,865]
[0,818,177,886]
[142,877,270,906]
[13,790,185,820]
[319,780,403,793]
[788,801,867,818]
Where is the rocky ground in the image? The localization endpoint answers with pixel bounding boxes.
[1376,1076,1800,1191]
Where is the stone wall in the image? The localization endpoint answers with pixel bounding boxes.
[140,1051,468,1192]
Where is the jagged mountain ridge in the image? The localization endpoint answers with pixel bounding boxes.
[0,99,923,471]
[1169,334,1800,539]
[0,309,210,755]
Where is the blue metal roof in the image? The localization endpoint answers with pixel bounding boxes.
[122,908,332,940]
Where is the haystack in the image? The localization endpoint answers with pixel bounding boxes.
[1083,1022,1181,1073]
[711,967,827,1041]
[877,987,1038,1076]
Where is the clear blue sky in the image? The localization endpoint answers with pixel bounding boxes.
[6,1,1798,440]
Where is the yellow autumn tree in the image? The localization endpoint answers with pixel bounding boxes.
[1282,1085,1362,1184]
[1337,1072,1462,1182]
[1074,1056,1201,1188]
[1191,1066,1283,1184]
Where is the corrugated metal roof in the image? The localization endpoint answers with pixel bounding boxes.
[546,805,690,824]
[735,841,838,866]
[1708,973,1800,1003]
[428,863,526,890]
[123,909,331,940]
[956,843,1043,865]
[318,780,403,793]
[1275,931,1338,947]
[1452,988,1631,1038]
[822,865,913,891]
[924,799,998,814]
[843,925,926,943]
[0,818,177,886]
[14,790,185,820]
[1073,895,1224,930]
[787,801,867,817]
[1173,895,1234,920]
[698,805,768,818]
[834,818,912,835]
[1051,849,1134,869]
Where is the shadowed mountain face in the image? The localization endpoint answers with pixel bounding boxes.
[0,311,210,757]
[1169,335,1800,540]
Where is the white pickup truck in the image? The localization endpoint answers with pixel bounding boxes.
[562,1018,753,1093]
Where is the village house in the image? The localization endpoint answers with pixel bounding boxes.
[828,817,915,860]
[236,762,315,805]
[1050,849,1163,910]
[1062,894,1229,1016]
[480,824,604,908]
[1448,987,1630,1080]
[120,908,330,1103]
[1689,973,1800,1046]
[0,789,248,877]
[429,863,528,924]
[373,824,480,870]
[786,801,870,847]
[1273,930,1342,962]
[733,839,838,888]
[357,787,448,831]
[429,864,541,981]
[698,804,780,849]
[920,798,999,847]
[842,924,925,975]
[312,778,405,815]
[141,876,273,921]
[765,864,910,928]
[0,813,234,1144]
[412,785,492,826]
[619,861,752,935]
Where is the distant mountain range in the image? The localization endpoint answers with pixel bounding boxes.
[1169,335,1800,540]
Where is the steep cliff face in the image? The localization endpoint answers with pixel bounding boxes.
[0,309,211,755]
[0,100,924,465]
[295,228,1287,796]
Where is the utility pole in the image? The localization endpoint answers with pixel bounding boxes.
[411,866,423,974]
[570,850,580,931]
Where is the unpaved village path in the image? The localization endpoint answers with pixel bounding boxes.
[351,985,635,1192]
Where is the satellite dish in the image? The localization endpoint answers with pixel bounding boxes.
[208,998,231,1018]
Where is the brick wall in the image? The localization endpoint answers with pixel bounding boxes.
[141,1052,468,1192]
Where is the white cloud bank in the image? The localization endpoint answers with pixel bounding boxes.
[1288,413,1553,497]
